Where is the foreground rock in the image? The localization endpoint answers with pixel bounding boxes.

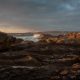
[0,32,80,80]
[0,32,23,51]
[0,64,79,80]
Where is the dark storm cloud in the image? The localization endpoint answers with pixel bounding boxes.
[0,0,80,32]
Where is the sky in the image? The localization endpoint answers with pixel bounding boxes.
[0,0,80,33]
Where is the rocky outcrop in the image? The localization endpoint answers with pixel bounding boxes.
[0,32,80,80]
[38,32,80,45]
[0,32,23,51]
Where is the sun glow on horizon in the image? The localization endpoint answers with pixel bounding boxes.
[0,27,36,33]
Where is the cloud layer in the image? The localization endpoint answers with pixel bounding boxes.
[0,0,80,32]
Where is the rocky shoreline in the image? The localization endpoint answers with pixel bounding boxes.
[0,32,80,80]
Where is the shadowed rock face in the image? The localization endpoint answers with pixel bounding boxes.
[0,32,8,42]
[0,32,80,80]
[0,32,23,51]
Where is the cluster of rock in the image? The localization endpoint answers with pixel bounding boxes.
[38,32,80,45]
[0,32,80,80]
[0,47,80,80]
[0,63,79,80]
[66,32,80,39]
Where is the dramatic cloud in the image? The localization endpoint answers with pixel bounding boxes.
[0,0,80,32]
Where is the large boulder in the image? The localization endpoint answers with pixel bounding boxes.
[0,32,23,51]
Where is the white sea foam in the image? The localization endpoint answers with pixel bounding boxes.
[14,36,39,42]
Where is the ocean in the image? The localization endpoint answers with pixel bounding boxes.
[14,35,38,42]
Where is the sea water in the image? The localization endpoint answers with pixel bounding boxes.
[14,36,38,42]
